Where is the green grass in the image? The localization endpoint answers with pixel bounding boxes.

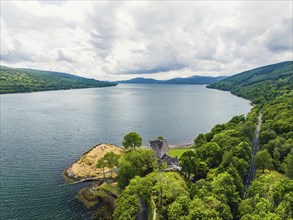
[169,148,193,158]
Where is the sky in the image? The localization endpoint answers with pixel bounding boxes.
[1,0,292,80]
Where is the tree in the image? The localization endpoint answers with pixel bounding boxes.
[103,152,120,178]
[193,160,209,181]
[255,149,273,173]
[157,135,165,141]
[211,172,240,216]
[194,133,207,148]
[113,194,141,220]
[234,141,252,162]
[188,196,232,220]
[114,172,188,220]
[242,120,256,140]
[122,132,142,149]
[168,195,191,220]
[197,142,222,168]
[180,150,197,179]
[117,148,157,189]
[259,129,277,145]
[283,149,293,179]
[96,152,120,179]
[96,157,107,179]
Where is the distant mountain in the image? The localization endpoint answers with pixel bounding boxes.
[118,75,227,84]
[0,66,117,94]
[119,77,161,84]
[208,61,293,104]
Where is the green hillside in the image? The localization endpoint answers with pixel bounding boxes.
[0,66,117,94]
[206,61,293,219]
[208,61,293,104]
[111,61,293,220]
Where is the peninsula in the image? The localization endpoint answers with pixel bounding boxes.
[0,66,117,94]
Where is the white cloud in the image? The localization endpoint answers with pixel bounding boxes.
[1,0,292,80]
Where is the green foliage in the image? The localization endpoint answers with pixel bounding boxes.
[284,149,293,179]
[114,172,188,220]
[105,152,120,178]
[96,152,120,179]
[260,129,277,145]
[255,149,273,173]
[197,142,222,168]
[193,133,207,148]
[0,66,117,94]
[180,150,197,179]
[208,61,293,104]
[157,135,165,141]
[96,157,107,179]
[211,172,241,216]
[239,173,293,219]
[122,132,142,149]
[113,62,293,220]
[188,196,233,220]
[168,195,191,220]
[117,148,157,189]
[113,194,141,220]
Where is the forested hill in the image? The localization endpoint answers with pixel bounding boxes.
[208,61,293,104]
[205,61,293,219]
[118,75,227,84]
[0,66,117,94]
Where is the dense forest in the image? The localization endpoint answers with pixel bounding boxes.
[94,61,292,220]
[207,61,293,105]
[0,66,117,94]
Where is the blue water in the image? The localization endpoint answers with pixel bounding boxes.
[0,84,251,219]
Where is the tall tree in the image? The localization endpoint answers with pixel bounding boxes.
[103,152,120,178]
[194,133,207,148]
[283,149,293,179]
[122,132,142,149]
[255,149,273,173]
[117,148,157,189]
[180,150,197,179]
[96,157,107,179]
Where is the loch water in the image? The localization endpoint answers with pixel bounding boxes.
[0,84,251,219]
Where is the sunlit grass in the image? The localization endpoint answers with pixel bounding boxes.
[169,148,194,158]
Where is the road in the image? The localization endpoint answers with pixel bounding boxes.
[243,113,262,198]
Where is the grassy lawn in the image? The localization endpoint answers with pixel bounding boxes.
[169,148,194,158]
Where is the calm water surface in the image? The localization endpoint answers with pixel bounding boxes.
[0,84,251,219]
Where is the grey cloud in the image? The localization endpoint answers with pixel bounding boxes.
[1,39,34,63]
[123,64,186,75]
[1,2,74,33]
[56,50,75,63]
[264,19,293,53]
[1,50,33,64]
[1,1,292,79]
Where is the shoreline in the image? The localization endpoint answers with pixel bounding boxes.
[0,84,117,95]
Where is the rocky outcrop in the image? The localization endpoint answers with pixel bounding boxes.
[64,143,124,182]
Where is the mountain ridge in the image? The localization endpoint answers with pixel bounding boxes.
[118,75,227,84]
[0,66,117,94]
[208,61,293,104]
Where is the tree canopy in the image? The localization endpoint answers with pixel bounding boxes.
[122,132,142,149]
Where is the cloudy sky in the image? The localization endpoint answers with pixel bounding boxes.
[1,1,292,80]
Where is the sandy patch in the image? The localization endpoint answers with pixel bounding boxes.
[65,143,124,181]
